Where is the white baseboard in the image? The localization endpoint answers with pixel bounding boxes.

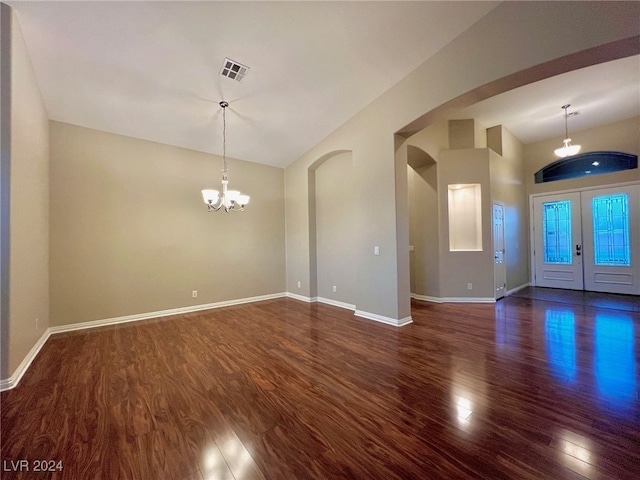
[0,328,52,392]
[286,293,412,327]
[441,297,496,303]
[411,293,442,303]
[2,291,417,391]
[0,292,286,391]
[285,292,314,302]
[48,292,287,335]
[412,293,495,304]
[316,297,356,311]
[506,283,530,296]
[355,310,413,327]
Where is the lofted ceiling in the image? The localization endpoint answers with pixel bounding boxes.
[445,54,640,145]
[8,2,639,168]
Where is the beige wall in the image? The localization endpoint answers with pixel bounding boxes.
[525,116,640,195]
[0,3,10,379]
[3,1,639,380]
[438,149,494,298]
[315,151,355,303]
[404,122,443,299]
[49,121,285,326]
[489,126,529,291]
[285,1,639,321]
[6,10,49,375]
[407,163,439,298]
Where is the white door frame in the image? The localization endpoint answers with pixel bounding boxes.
[493,201,506,299]
[529,180,640,288]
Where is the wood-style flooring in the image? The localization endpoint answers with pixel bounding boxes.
[2,288,639,479]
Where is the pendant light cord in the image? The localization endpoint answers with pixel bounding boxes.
[221,101,228,180]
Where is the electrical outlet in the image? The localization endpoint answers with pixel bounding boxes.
[467,283,473,290]
[374,246,380,256]
[297,281,301,288]
[192,290,198,298]
[332,285,337,293]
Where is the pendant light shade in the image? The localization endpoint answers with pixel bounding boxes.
[554,104,581,158]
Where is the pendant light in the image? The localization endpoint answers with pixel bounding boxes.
[201,101,250,212]
[554,104,581,158]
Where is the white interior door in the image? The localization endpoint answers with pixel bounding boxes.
[493,202,506,299]
[533,192,584,290]
[581,185,640,294]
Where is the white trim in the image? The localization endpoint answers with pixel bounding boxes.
[506,283,530,296]
[48,293,287,335]
[411,293,495,304]
[1,291,414,390]
[529,180,639,200]
[285,292,314,303]
[411,293,442,303]
[440,297,495,303]
[0,293,286,391]
[286,294,411,327]
[355,310,413,327]
[316,297,356,311]
[0,329,51,392]
[529,181,640,286]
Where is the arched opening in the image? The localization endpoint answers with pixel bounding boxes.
[395,42,639,306]
[406,146,440,300]
[308,150,354,305]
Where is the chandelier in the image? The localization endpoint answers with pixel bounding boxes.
[554,104,581,158]
[202,101,250,212]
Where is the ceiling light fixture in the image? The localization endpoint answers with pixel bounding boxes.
[554,104,581,158]
[202,101,250,212]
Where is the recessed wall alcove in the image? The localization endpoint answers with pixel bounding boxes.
[401,119,528,302]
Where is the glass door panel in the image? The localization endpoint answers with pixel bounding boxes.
[533,193,583,290]
[582,185,640,294]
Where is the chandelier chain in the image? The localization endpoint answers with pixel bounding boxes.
[562,104,569,139]
[222,101,228,180]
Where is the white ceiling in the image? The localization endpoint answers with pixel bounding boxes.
[445,54,640,145]
[8,2,640,168]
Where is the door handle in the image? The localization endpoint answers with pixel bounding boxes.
[576,245,582,256]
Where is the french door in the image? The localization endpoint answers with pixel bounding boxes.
[532,185,640,295]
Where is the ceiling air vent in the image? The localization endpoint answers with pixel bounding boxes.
[220,58,249,82]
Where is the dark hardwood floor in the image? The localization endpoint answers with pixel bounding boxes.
[1,289,639,479]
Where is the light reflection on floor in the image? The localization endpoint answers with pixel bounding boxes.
[594,313,637,410]
[544,309,577,384]
[497,291,639,414]
[554,429,595,478]
[494,301,520,352]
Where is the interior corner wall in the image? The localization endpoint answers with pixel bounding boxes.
[315,151,356,303]
[407,164,439,298]
[49,121,285,326]
[284,2,638,320]
[525,116,640,195]
[7,9,49,376]
[489,126,529,290]
[0,3,11,380]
